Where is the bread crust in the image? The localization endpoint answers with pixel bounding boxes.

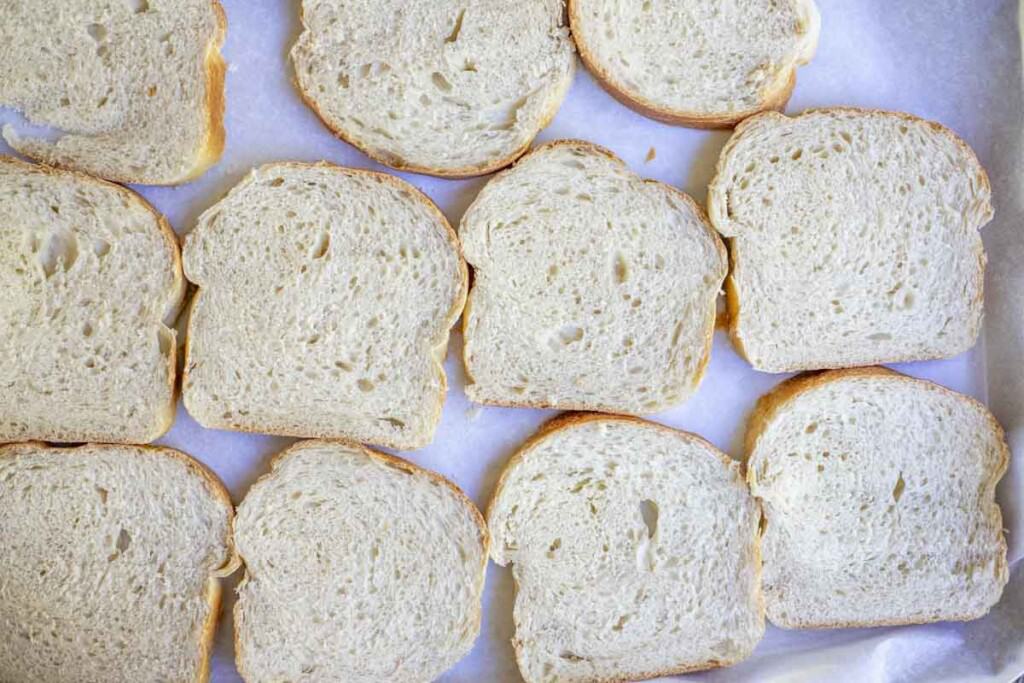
[743,366,1010,629]
[0,156,185,444]
[290,2,575,178]
[0,441,238,683]
[180,0,228,185]
[487,412,764,682]
[568,0,820,128]
[233,438,489,683]
[711,107,993,372]
[460,139,726,414]
[181,161,468,449]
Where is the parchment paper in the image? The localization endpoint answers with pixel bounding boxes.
[3,1,1021,680]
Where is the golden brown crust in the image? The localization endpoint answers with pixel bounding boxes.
[289,3,574,178]
[744,367,1010,630]
[487,413,762,681]
[568,0,816,128]
[711,107,993,372]
[179,0,228,185]
[181,161,467,450]
[0,156,184,444]
[460,140,725,414]
[233,438,489,683]
[0,441,237,683]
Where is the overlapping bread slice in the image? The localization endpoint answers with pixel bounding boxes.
[708,108,993,372]
[746,368,1009,628]
[0,442,236,683]
[488,414,764,683]
[182,162,467,449]
[569,0,820,127]
[290,0,575,176]
[0,157,184,444]
[233,440,488,683]
[460,140,726,414]
[0,0,226,184]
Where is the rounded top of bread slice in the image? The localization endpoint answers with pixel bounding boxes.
[0,156,184,444]
[290,0,575,176]
[459,139,726,414]
[569,0,820,127]
[233,439,488,683]
[746,367,1009,628]
[488,414,763,682]
[0,0,226,184]
[182,161,466,449]
[0,442,235,682]
[707,107,993,372]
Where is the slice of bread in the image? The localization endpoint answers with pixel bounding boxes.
[234,440,489,683]
[569,0,820,127]
[0,442,236,683]
[746,368,1009,629]
[708,108,993,372]
[290,0,575,177]
[0,157,184,444]
[0,0,225,185]
[460,140,726,414]
[488,414,764,683]
[182,162,466,449]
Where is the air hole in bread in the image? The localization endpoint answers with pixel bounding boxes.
[892,472,906,502]
[431,72,453,92]
[640,499,658,538]
[445,9,466,43]
[357,379,374,392]
[86,23,107,42]
[613,253,629,283]
[126,0,150,13]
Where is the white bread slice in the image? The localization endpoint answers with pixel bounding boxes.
[708,108,993,373]
[290,0,575,177]
[182,162,467,449]
[746,368,1009,629]
[0,442,237,683]
[488,414,764,683]
[233,439,489,683]
[569,0,820,127]
[0,0,225,185]
[459,140,726,414]
[0,157,184,444]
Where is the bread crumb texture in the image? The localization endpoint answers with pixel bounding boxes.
[0,443,234,683]
[489,415,763,682]
[747,369,1009,628]
[0,157,183,443]
[0,0,225,184]
[709,108,992,372]
[291,0,575,175]
[234,440,487,683]
[460,141,726,413]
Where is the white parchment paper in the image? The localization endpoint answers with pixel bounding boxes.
[3,1,1021,680]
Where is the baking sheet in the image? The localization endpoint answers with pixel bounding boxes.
[3,0,1021,680]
